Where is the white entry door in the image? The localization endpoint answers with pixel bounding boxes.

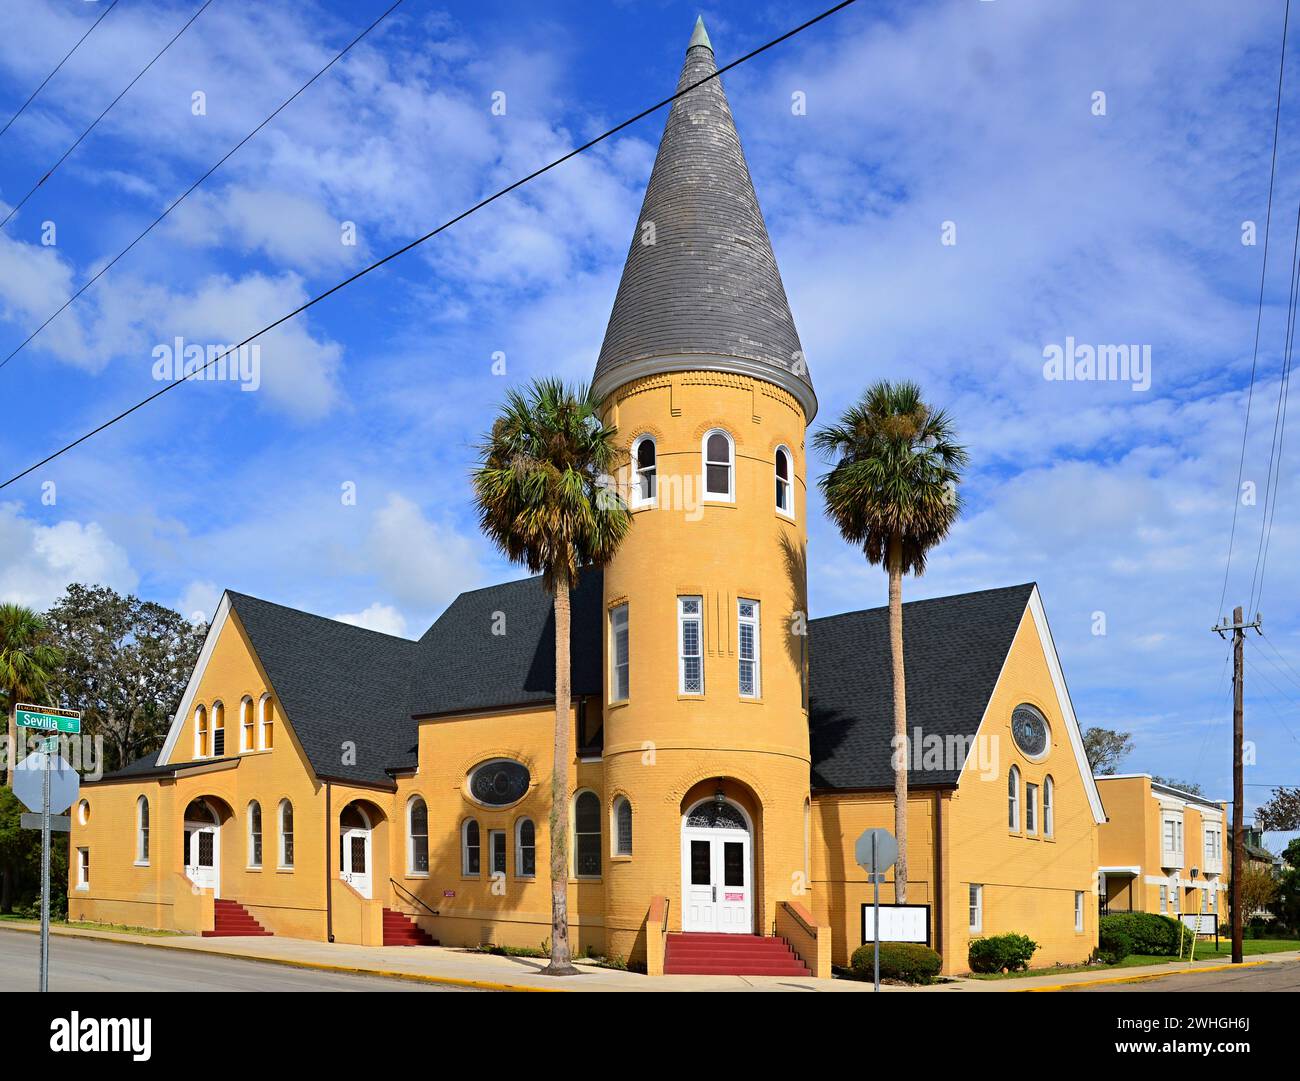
[340,826,372,898]
[184,820,220,897]
[681,801,753,934]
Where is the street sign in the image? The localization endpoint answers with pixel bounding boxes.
[854,827,899,994]
[15,704,81,734]
[855,828,898,874]
[20,813,70,832]
[13,752,80,815]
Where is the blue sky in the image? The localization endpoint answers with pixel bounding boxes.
[0,0,1296,841]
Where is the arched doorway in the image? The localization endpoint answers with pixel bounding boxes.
[339,802,373,898]
[183,798,221,897]
[681,796,754,933]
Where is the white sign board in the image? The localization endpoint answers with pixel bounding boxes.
[862,903,931,945]
[1181,913,1216,935]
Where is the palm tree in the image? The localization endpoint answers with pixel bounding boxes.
[813,381,967,903]
[1,603,63,788]
[472,378,631,975]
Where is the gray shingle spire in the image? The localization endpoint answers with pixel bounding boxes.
[592,18,815,419]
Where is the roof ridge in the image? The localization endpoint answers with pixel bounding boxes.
[227,590,418,644]
[809,582,1036,624]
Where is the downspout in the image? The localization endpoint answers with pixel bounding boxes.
[933,789,943,959]
[325,781,334,942]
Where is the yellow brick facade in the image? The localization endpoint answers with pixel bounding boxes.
[811,607,1102,974]
[69,369,1103,977]
[1096,775,1227,923]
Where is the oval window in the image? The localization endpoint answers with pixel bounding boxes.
[468,759,531,807]
[1011,704,1050,759]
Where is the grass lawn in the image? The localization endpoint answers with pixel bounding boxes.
[966,938,1300,980]
[0,914,181,937]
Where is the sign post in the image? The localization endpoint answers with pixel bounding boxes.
[854,827,899,994]
[13,705,81,993]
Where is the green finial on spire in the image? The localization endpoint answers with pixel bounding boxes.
[689,15,713,52]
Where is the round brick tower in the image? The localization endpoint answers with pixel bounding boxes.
[592,17,817,964]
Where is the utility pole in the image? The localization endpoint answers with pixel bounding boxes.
[1212,605,1261,965]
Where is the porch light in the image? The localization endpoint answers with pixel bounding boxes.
[713,783,726,806]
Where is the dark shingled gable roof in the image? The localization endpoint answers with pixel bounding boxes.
[809,584,1036,790]
[105,577,1036,792]
[407,570,605,718]
[228,591,420,786]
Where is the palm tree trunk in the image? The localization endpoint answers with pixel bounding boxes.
[542,576,577,976]
[888,535,908,904]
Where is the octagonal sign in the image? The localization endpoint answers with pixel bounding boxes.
[12,752,80,815]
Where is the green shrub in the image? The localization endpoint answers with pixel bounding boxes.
[1096,924,1133,964]
[968,933,1039,973]
[1098,912,1183,956]
[850,941,943,984]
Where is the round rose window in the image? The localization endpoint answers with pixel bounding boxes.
[1011,705,1049,759]
[468,759,530,806]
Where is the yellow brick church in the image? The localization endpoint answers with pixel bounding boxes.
[68,19,1105,978]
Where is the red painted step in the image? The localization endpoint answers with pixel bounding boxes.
[203,898,273,937]
[664,933,810,976]
[383,907,437,947]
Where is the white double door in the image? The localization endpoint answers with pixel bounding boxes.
[340,826,372,898]
[682,827,752,933]
[184,820,220,897]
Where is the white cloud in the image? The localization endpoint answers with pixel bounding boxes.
[176,580,221,625]
[0,502,137,609]
[370,493,487,614]
[333,602,408,638]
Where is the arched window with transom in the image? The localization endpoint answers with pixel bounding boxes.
[408,797,429,875]
[702,429,734,501]
[613,796,633,856]
[632,435,657,506]
[775,445,793,515]
[574,791,601,878]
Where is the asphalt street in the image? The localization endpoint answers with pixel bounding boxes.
[0,931,470,992]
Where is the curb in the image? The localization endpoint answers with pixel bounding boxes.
[0,921,562,993]
[1018,957,1275,993]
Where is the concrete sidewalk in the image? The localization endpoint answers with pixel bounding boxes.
[2,922,1293,992]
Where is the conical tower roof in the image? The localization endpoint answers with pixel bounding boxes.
[592,18,815,418]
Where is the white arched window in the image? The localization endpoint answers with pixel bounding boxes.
[515,818,536,878]
[462,819,480,876]
[240,697,254,752]
[259,694,274,750]
[408,797,429,875]
[574,791,601,878]
[1008,766,1021,831]
[194,705,208,758]
[632,435,657,507]
[613,796,633,856]
[775,445,793,516]
[211,701,225,756]
[136,796,150,864]
[702,429,734,501]
[248,801,262,868]
[1044,775,1055,838]
[278,800,294,869]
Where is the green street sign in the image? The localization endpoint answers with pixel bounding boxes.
[15,704,81,735]
[36,735,60,753]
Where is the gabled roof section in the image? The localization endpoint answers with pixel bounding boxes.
[809,584,1035,789]
[591,18,814,418]
[408,570,605,718]
[227,591,419,785]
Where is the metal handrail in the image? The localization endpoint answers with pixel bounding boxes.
[389,877,439,917]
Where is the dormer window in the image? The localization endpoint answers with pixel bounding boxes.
[632,435,657,506]
[703,430,734,501]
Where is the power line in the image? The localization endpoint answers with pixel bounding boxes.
[1241,651,1300,745]
[0,0,122,139]
[1218,0,1291,618]
[0,0,215,231]
[0,0,407,374]
[0,0,861,492]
